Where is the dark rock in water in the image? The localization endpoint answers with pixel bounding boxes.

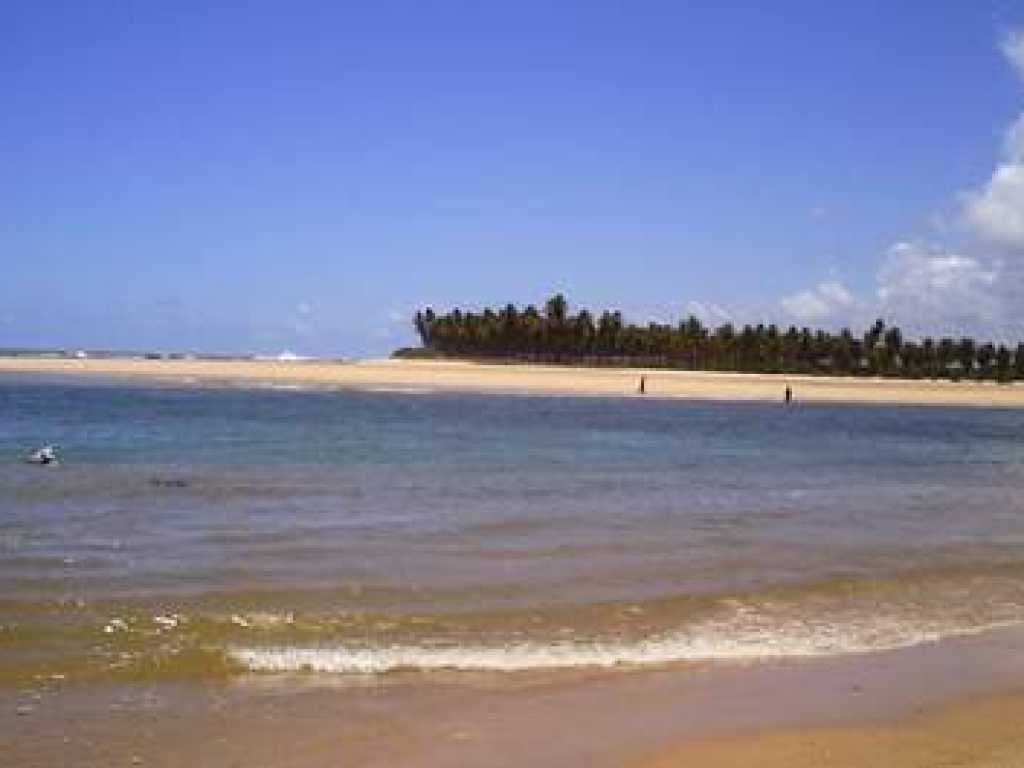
[148,478,189,489]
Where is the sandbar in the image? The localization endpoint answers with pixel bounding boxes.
[2,356,1024,406]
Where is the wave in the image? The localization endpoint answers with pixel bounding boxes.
[228,614,1024,675]
[7,564,1024,685]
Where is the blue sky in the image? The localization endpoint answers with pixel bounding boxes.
[3,1,1024,355]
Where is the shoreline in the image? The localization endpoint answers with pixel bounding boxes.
[3,355,1024,407]
[6,625,1024,767]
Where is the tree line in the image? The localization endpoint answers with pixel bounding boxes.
[407,294,1024,380]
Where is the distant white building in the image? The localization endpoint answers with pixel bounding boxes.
[254,350,317,362]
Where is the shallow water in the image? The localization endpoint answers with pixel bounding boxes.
[2,375,1024,683]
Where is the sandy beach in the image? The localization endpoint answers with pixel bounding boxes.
[636,692,1024,768]
[3,355,1024,406]
[6,625,1024,767]
[5,358,1024,766]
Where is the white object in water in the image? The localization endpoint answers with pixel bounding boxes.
[26,445,59,466]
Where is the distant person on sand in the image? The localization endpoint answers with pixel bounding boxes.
[784,385,793,403]
[638,375,646,395]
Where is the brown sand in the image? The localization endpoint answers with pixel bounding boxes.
[14,685,1024,768]
[636,693,1024,768]
[3,355,1024,406]
[7,627,1024,767]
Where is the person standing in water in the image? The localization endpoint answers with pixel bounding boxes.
[784,384,793,403]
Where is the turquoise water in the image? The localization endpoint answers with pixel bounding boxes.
[3,375,1024,681]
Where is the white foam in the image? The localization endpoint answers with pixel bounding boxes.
[228,616,1023,675]
[103,618,129,634]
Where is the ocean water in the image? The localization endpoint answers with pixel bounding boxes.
[3,375,1024,684]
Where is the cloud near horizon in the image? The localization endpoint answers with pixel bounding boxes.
[780,28,1024,340]
[780,281,856,323]
[876,242,1002,334]
[684,300,733,326]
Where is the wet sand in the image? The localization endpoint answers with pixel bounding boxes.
[6,626,1024,767]
[3,356,1024,406]
[636,693,1024,768]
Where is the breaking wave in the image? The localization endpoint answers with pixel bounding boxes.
[229,614,1024,675]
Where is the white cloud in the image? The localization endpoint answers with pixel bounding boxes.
[965,164,1024,247]
[965,115,1024,248]
[1001,29,1024,81]
[684,300,733,325]
[777,30,1024,339]
[1005,114,1024,160]
[877,242,997,300]
[781,281,855,323]
[963,33,1024,248]
[779,248,1008,338]
[875,242,1001,333]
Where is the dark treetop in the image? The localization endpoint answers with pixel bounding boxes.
[405,295,1024,381]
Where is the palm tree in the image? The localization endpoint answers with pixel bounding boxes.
[958,338,977,378]
[996,345,1012,382]
[406,298,1023,381]
[545,294,568,324]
